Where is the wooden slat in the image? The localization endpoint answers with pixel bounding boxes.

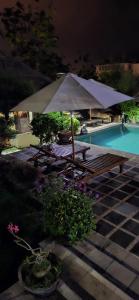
[66,153,128,175]
[85,156,125,170]
[30,144,90,159]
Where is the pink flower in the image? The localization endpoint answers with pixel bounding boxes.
[7,223,14,233]
[14,225,20,233]
[95,193,100,199]
[7,223,19,234]
[77,182,87,193]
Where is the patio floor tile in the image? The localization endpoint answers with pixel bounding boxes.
[94,176,109,183]
[106,243,127,260]
[110,190,128,200]
[103,172,117,178]
[107,261,136,287]
[105,180,122,188]
[120,184,136,194]
[115,175,130,183]
[122,220,139,235]
[104,211,126,225]
[129,180,139,187]
[100,196,119,207]
[110,230,134,248]
[127,196,139,207]
[89,182,99,189]
[96,220,114,236]
[97,185,113,194]
[124,171,137,177]
[134,191,139,197]
[124,252,139,271]
[132,167,139,173]
[89,248,113,270]
[130,277,139,295]
[93,204,107,216]
[131,242,139,256]
[133,211,139,220]
[115,203,138,216]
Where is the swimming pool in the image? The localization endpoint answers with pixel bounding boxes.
[76,125,139,155]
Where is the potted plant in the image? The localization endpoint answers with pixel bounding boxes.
[57,130,72,144]
[58,116,80,144]
[7,223,62,297]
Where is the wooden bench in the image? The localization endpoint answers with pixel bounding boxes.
[65,153,128,182]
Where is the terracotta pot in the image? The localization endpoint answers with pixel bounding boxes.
[58,131,72,144]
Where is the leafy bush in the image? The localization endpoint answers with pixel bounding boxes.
[119,100,139,122]
[31,113,80,145]
[0,117,16,151]
[42,177,95,244]
[62,115,80,133]
[0,158,39,191]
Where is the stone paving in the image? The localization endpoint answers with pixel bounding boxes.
[87,161,139,256]
[2,142,139,299]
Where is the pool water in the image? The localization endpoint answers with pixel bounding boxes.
[76,125,139,155]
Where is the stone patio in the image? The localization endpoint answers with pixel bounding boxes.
[88,162,139,255]
[1,142,139,299]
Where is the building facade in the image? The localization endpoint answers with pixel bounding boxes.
[96,63,139,76]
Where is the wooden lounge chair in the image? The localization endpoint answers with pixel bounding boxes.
[64,153,128,182]
[29,143,90,163]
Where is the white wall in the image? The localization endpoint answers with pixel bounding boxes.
[10,132,40,148]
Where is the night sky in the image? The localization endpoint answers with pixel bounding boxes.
[0,0,139,64]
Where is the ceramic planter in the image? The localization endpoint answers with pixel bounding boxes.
[18,264,60,297]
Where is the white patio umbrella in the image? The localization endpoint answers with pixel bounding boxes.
[11,73,134,159]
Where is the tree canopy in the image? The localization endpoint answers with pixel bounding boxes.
[98,68,139,96]
[0,0,68,79]
[0,72,35,118]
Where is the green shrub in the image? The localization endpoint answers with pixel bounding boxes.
[31,113,80,145]
[119,100,139,122]
[0,117,16,151]
[61,115,80,133]
[0,158,39,191]
[42,177,95,244]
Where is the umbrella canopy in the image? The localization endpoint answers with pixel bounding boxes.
[11,73,134,160]
[11,73,133,113]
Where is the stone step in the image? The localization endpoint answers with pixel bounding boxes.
[86,231,139,276]
[2,232,139,300]
[53,243,134,300]
[71,231,139,299]
[40,232,139,299]
[0,281,80,300]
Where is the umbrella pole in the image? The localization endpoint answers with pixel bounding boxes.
[70,112,75,160]
[89,108,92,120]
